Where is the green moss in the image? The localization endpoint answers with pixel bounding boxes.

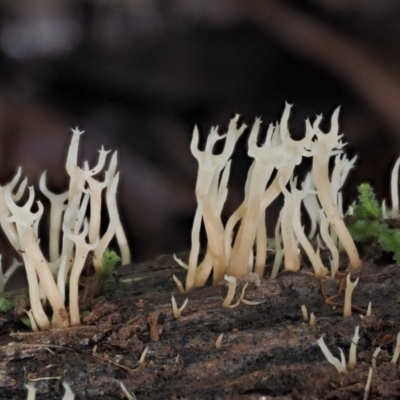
[352,182,382,220]
[0,296,16,313]
[100,249,121,289]
[20,316,31,328]
[347,183,400,262]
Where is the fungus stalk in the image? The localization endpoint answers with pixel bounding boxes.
[25,383,37,400]
[280,176,327,275]
[65,219,99,326]
[201,196,226,285]
[309,312,316,327]
[348,325,360,371]
[59,193,86,274]
[222,275,237,308]
[172,273,186,294]
[312,109,361,271]
[86,173,108,244]
[227,120,282,277]
[6,187,69,328]
[238,282,261,306]
[116,222,131,265]
[186,204,203,290]
[317,336,347,374]
[171,296,189,319]
[39,171,68,262]
[186,119,245,290]
[21,255,50,330]
[391,332,400,364]
[107,151,131,265]
[366,302,372,317]
[254,213,267,278]
[25,309,39,332]
[344,273,359,318]
[215,333,224,349]
[270,214,284,279]
[19,226,69,328]
[0,168,27,250]
[372,347,381,369]
[364,368,373,400]
[319,210,339,278]
[92,173,121,273]
[330,154,358,209]
[280,182,301,272]
[66,128,109,205]
[301,304,308,321]
[284,178,328,277]
[390,155,400,217]
[303,173,321,240]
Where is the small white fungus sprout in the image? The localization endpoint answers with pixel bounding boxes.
[317,336,347,374]
[366,302,372,317]
[391,332,400,364]
[119,381,136,400]
[348,325,360,371]
[364,367,373,400]
[172,273,186,294]
[372,347,381,369]
[222,275,237,308]
[139,346,149,364]
[171,296,189,319]
[344,273,359,318]
[309,312,316,327]
[301,304,308,321]
[390,155,400,217]
[25,382,74,400]
[215,333,224,349]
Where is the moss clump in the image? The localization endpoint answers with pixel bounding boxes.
[352,183,382,220]
[0,296,16,313]
[100,249,121,289]
[347,183,400,262]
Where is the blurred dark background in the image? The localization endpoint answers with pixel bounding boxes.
[1,0,400,266]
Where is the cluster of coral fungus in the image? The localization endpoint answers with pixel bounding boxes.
[0,129,129,329]
[175,103,361,292]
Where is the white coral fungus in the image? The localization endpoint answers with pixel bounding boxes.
[176,103,359,291]
[1,128,129,329]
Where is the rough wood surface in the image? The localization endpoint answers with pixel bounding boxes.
[1,253,400,399]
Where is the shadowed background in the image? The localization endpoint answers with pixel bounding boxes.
[0,0,400,279]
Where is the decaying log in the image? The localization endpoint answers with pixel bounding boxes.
[0,253,400,399]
